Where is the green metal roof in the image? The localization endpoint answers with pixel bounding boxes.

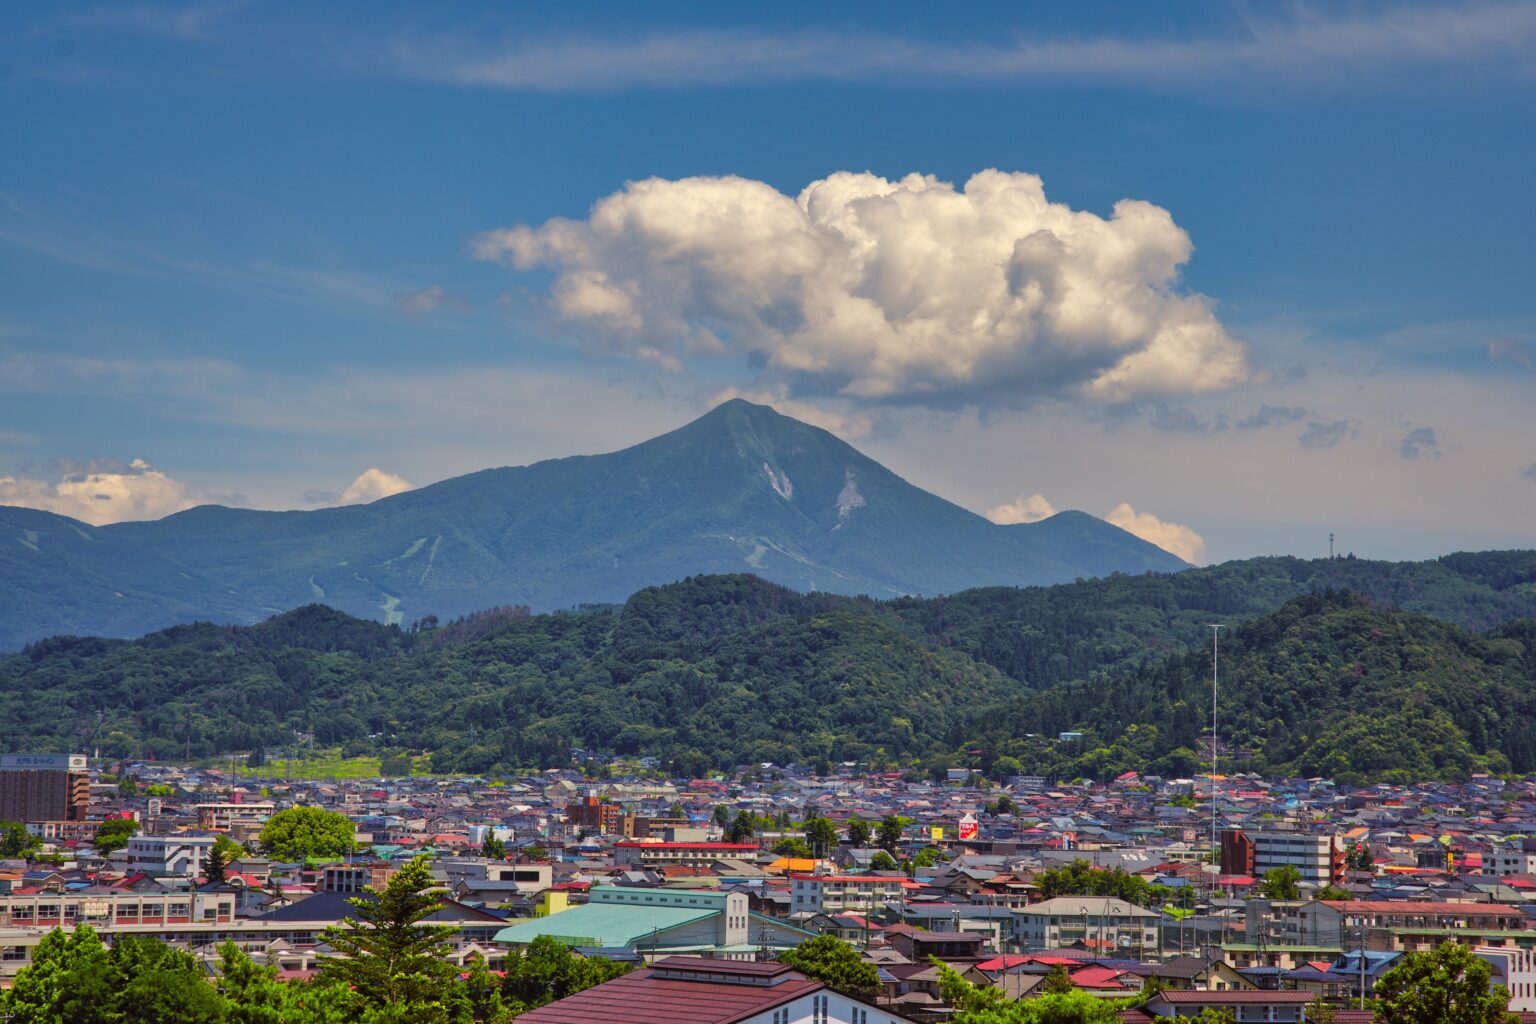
[493,903,715,948]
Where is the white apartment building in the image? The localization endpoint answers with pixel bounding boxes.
[789,874,908,916]
[1249,831,1344,886]
[1478,946,1536,1011]
[1489,841,1536,877]
[124,834,216,877]
[1012,897,1161,954]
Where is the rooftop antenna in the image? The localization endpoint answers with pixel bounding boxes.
[1208,624,1226,896]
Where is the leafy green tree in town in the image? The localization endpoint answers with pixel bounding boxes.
[480,835,506,860]
[501,935,631,1015]
[1373,941,1518,1024]
[876,815,905,855]
[93,816,140,854]
[1315,884,1353,901]
[1306,997,1339,1024]
[912,847,943,869]
[259,806,356,861]
[319,855,458,1019]
[0,820,42,859]
[774,837,814,858]
[869,850,899,871]
[2,927,222,1024]
[935,960,1124,1023]
[218,941,295,1024]
[523,844,549,862]
[989,756,1024,783]
[805,816,839,856]
[778,936,879,1001]
[1348,843,1375,872]
[206,835,244,884]
[846,816,872,847]
[118,775,139,798]
[2,926,71,1023]
[1258,864,1302,901]
[726,810,756,844]
[713,804,731,829]
[1042,963,1075,995]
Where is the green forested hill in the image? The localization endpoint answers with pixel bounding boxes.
[3,552,1536,780]
[988,592,1536,782]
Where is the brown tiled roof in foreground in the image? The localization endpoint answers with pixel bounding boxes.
[514,958,824,1024]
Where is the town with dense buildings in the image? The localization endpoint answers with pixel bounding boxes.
[6,748,1536,1021]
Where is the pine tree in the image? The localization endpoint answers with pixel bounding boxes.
[318,855,459,1019]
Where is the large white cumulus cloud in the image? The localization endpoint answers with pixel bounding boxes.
[475,170,1250,405]
[340,468,413,504]
[0,459,196,525]
[1105,501,1207,564]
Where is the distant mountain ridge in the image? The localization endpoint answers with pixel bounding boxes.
[0,399,1186,648]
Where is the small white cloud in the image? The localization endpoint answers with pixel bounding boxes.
[340,468,413,504]
[0,458,197,525]
[1298,419,1358,450]
[986,493,1057,525]
[1105,502,1206,564]
[477,169,1249,409]
[396,284,466,318]
[1398,426,1441,460]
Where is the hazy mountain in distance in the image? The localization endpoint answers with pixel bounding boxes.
[0,399,1187,648]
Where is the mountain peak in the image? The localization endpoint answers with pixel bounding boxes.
[0,399,1189,647]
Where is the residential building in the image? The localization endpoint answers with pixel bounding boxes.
[195,802,276,830]
[1011,896,1161,954]
[1221,829,1345,886]
[1140,990,1315,1021]
[613,841,760,869]
[566,794,622,835]
[1489,840,1536,877]
[124,834,215,877]
[512,956,914,1024]
[1477,946,1536,1012]
[789,874,908,916]
[494,885,811,960]
[0,754,88,823]
[1297,901,1530,950]
[439,857,551,895]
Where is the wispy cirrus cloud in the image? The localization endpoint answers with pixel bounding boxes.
[381,3,1536,93]
[55,0,254,41]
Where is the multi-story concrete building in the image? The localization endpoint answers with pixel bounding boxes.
[789,874,909,916]
[0,754,88,823]
[1011,896,1161,954]
[565,794,622,835]
[124,834,215,877]
[1221,829,1345,885]
[1299,900,1530,950]
[1478,946,1536,1012]
[195,802,276,831]
[613,841,759,869]
[1489,840,1536,877]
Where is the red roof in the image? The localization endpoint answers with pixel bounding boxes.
[1154,992,1314,1005]
[1070,966,1132,989]
[513,958,828,1024]
[615,842,759,850]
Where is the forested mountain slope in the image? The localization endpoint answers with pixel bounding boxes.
[2,553,1534,780]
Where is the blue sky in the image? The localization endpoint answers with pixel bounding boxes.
[1,0,1534,564]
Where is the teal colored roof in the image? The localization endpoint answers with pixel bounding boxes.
[494,904,715,948]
